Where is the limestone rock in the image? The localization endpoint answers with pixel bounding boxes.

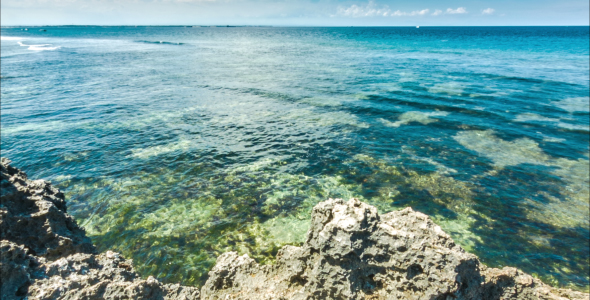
[1,158,95,259]
[26,251,200,300]
[1,158,587,299]
[0,241,37,299]
[0,158,200,300]
[202,198,589,300]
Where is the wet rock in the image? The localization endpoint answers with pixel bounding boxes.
[1,158,587,299]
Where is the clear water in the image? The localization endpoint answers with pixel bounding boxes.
[1,26,589,291]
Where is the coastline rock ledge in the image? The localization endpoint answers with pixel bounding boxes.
[1,158,587,300]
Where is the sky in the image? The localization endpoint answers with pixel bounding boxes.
[1,0,589,26]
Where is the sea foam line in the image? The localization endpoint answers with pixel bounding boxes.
[1,36,26,41]
[17,41,60,51]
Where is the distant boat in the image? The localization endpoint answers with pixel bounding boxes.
[416,26,420,28]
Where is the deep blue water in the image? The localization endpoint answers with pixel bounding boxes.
[1,26,589,290]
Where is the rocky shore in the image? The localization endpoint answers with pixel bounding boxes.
[1,157,588,299]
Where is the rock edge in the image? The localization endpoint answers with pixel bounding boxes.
[1,158,587,299]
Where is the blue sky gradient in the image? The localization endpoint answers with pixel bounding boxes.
[1,0,589,26]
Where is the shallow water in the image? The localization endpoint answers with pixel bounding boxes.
[1,26,589,290]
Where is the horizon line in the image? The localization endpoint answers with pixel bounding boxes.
[2,24,589,27]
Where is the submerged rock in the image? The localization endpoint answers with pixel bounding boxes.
[0,158,587,299]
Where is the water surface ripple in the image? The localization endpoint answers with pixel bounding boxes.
[1,26,589,290]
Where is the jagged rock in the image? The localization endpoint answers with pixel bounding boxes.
[0,241,37,299]
[26,251,199,300]
[1,158,587,299]
[201,198,589,300]
[1,157,95,259]
[0,158,200,300]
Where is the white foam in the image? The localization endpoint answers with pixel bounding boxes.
[1,36,26,41]
[17,41,60,51]
[27,45,60,51]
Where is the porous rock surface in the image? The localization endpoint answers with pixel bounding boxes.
[1,157,587,299]
[1,158,199,300]
[201,199,588,300]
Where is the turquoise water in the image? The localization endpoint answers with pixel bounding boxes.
[1,26,589,290]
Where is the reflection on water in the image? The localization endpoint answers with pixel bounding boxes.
[1,26,589,291]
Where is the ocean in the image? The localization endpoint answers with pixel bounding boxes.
[1,26,588,290]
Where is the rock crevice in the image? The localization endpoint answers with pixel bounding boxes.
[1,158,199,300]
[1,158,587,299]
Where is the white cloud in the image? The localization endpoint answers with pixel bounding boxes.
[163,0,218,2]
[413,9,430,16]
[337,1,391,17]
[336,2,430,18]
[431,9,443,16]
[446,7,467,14]
[482,8,495,15]
[394,9,429,17]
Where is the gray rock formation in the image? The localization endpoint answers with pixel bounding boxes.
[0,158,199,300]
[200,198,588,300]
[1,157,587,299]
[0,158,94,259]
